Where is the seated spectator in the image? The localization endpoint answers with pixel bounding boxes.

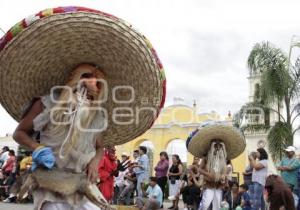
[0,146,10,168]
[1,150,15,176]
[19,151,32,174]
[182,165,201,210]
[136,176,163,210]
[265,174,295,210]
[2,156,25,203]
[223,181,241,210]
[239,184,251,210]
[0,172,11,200]
[118,164,137,205]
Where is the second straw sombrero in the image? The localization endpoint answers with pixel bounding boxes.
[0,6,166,146]
[186,124,246,159]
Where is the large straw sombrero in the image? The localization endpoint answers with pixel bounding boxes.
[186,124,246,159]
[0,6,166,146]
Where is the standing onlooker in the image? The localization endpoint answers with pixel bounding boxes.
[136,177,163,210]
[133,150,140,164]
[134,146,150,197]
[243,159,253,205]
[132,149,140,197]
[249,148,268,210]
[243,164,253,186]
[0,147,10,168]
[168,154,183,210]
[226,160,233,182]
[277,146,300,193]
[154,151,169,203]
[98,146,117,203]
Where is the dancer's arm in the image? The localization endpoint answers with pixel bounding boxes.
[13,99,43,150]
[87,135,104,183]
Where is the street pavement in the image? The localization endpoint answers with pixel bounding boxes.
[0,201,181,210]
[0,203,33,210]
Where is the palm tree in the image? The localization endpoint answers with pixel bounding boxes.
[247,41,300,161]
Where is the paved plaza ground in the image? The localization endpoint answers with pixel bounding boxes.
[0,201,183,210]
[0,203,32,210]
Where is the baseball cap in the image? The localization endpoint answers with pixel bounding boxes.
[284,146,296,152]
[121,152,129,157]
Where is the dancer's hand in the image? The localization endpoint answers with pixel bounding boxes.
[31,146,55,171]
[87,156,99,183]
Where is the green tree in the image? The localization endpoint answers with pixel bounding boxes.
[247,41,300,161]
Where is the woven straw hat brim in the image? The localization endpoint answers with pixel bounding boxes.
[187,125,246,159]
[0,7,166,146]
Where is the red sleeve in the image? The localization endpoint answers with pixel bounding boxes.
[98,158,111,182]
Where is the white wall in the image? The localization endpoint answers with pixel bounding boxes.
[0,136,18,152]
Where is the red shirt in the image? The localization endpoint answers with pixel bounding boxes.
[98,153,117,202]
[2,156,15,173]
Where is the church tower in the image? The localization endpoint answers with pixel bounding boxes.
[242,69,277,172]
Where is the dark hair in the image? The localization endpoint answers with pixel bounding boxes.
[160,151,169,160]
[226,159,232,165]
[24,151,32,156]
[150,176,158,183]
[257,148,268,160]
[240,183,249,191]
[229,180,239,189]
[139,146,147,154]
[9,150,15,156]
[172,154,182,165]
[2,146,9,152]
[288,184,294,191]
[133,150,139,154]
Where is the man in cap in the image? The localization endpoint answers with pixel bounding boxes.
[277,146,300,194]
[113,152,130,204]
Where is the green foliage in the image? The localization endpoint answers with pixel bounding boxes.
[248,42,291,104]
[246,41,300,161]
[268,122,293,161]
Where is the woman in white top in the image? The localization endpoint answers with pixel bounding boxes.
[226,160,233,182]
[249,148,268,210]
